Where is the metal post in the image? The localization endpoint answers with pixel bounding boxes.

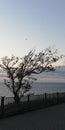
[28,94,30,102]
[45,93,47,101]
[57,92,59,102]
[1,96,5,117]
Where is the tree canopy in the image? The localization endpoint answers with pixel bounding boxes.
[0,47,59,103]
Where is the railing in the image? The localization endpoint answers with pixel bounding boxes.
[0,92,65,105]
[0,92,65,117]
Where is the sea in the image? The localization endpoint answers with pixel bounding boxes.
[0,81,65,97]
[0,68,65,97]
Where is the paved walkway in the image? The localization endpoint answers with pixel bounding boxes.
[0,103,65,130]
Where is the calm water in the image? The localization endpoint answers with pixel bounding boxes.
[30,82,65,95]
[0,68,65,96]
[0,81,65,97]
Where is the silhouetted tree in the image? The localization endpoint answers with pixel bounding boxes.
[0,48,59,103]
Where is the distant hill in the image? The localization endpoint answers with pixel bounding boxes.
[0,66,65,82]
[55,66,65,73]
[32,66,65,82]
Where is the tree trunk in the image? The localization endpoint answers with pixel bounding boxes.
[14,93,20,104]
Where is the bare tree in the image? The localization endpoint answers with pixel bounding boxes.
[0,48,59,103]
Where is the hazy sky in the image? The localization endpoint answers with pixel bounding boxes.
[0,0,65,58]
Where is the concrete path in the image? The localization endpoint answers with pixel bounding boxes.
[0,103,65,130]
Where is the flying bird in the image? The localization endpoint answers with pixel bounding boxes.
[25,38,28,40]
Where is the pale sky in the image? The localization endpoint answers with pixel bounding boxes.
[0,0,65,59]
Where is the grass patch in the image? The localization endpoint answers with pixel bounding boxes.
[0,95,65,119]
[1,96,64,118]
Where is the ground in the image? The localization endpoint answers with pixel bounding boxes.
[0,103,65,130]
